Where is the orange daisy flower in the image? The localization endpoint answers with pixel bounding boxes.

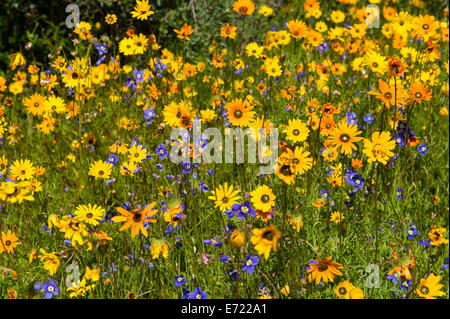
[111,203,157,238]
[307,256,343,285]
[409,82,432,103]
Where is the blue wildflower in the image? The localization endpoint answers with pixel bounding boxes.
[175,275,187,287]
[242,256,260,274]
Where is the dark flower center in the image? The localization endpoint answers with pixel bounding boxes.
[133,211,143,223]
[239,7,248,14]
[261,195,270,203]
[318,264,329,271]
[280,165,292,176]
[339,134,350,142]
[181,116,191,126]
[234,110,243,119]
[262,230,274,240]
[338,287,347,295]
[420,285,429,295]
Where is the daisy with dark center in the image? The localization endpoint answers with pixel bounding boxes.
[74,204,105,226]
[105,14,117,25]
[74,21,93,40]
[413,14,440,40]
[362,131,396,165]
[112,202,157,238]
[250,224,282,260]
[226,98,255,127]
[220,23,237,39]
[44,96,65,114]
[305,98,321,116]
[250,185,276,212]
[119,37,135,56]
[0,230,20,254]
[306,256,343,285]
[88,160,112,179]
[368,79,408,109]
[387,56,406,77]
[330,211,344,224]
[334,280,355,299]
[364,50,387,74]
[285,118,309,143]
[409,81,432,103]
[275,158,296,184]
[212,53,226,68]
[232,0,255,15]
[208,183,240,212]
[245,42,263,59]
[290,146,313,175]
[320,116,336,136]
[10,159,35,181]
[416,273,446,299]
[392,11,414,31]
[428,226,449,246]
[328,119,363,155]
[163,101,191,127]
[128,144,147,163]
[321,145,339,162]
[23,93,46,116]
[38,249,60,275]
[133,33,149,55]
[321,103,340,117]
[57,216,88,246]
[286,19,308,39]
[52,56,67,72]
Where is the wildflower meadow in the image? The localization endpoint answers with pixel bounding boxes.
[0,0,449,301]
